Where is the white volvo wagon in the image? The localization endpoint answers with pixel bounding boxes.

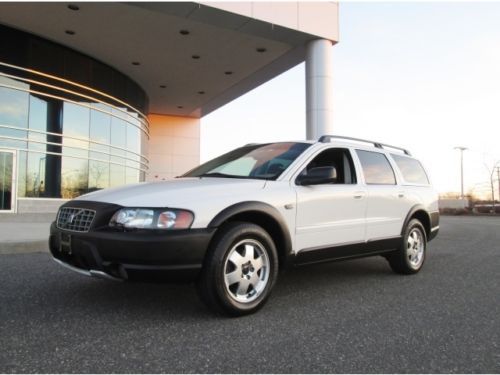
[50,135,439,315]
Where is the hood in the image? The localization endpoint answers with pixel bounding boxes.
[76,177,266,207]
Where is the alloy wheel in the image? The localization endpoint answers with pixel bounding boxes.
[223,239,270,303]
[407,228,425,268]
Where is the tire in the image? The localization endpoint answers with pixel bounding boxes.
[388,218,427,274]
[196,222,279,316]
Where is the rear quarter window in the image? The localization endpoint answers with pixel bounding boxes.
[391,154,429,185]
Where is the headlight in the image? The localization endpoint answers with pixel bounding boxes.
[111,208,154,228]
[110,208,194,229]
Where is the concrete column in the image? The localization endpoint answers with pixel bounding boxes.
[147,115,200,181]
[305,39,334,140]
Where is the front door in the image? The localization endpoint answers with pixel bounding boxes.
[0,150,15,212]
[294,148,366,252]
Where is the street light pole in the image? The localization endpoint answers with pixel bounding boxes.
[497,167,500,210]
[493,164,500,214]
[486,161,500,214]
[454,147,468,199]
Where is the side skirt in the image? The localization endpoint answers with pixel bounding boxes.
[293,237,401,267]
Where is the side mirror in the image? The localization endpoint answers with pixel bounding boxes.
[297,166,337,186]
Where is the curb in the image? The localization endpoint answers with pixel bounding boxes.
[0,240,49,255]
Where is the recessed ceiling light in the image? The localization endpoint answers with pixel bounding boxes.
[159,85,166,89]
[67,4,79,11]
[192,55,200,59]
[177,106,183,109]
[65,30,76,35]
[224,71,233,75]
[256,47,267,53]
[179,30,190,35]
[198,91,205,95]
[132,61,140,66]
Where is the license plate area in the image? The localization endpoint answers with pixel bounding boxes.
[60,232,72,254]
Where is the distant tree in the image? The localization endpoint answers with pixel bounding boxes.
[439,192,460,199]
[465,189,480,204]
[483,159,500,212]
[89,162,108,190]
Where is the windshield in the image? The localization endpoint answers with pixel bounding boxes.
[183,142,311,180]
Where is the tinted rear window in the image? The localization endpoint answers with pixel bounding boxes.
[391,154,429,185]
[356,150,396,185]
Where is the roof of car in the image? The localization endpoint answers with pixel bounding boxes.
[253,136,412,156]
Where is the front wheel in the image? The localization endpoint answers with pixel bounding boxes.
[196,222,279,316]
[388,218,427,274]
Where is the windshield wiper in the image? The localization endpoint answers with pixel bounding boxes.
[197,172,241,179]
[197,172,271,180]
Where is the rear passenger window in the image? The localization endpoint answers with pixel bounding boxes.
[391,154,429,185]
[356,150,396,185]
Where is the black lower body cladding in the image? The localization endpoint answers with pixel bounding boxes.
[49,222,216,281]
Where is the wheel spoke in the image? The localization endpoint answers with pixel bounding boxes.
[244,244,255,261]
[225,270,240,286]
[407,236,414,248]
[411,231,418,242]
[229,250,245,268]
[408,233,415,248]
[236,278,250,295]
[248,272,261,289]
[253,256,264,272]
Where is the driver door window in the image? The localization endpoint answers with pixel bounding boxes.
[298,148,357,184]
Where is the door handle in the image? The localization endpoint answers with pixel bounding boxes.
[353,192,364,199]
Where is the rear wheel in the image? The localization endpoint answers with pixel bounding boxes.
[388,218,427,274]
[196,222,279,316]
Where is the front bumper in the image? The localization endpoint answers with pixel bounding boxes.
[49,222,216,281]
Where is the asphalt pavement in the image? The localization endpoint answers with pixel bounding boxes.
[0,216,499,373]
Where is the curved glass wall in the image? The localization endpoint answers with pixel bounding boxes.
[0,25,149,199]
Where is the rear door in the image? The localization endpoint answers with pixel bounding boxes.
[355,149,408,240]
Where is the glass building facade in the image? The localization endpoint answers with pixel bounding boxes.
[0,25,149,210]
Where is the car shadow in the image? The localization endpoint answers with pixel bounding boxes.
[39,255,396,320]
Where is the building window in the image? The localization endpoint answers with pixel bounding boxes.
[0,25,149,200]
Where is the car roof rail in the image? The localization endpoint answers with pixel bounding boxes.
[318,135,411,156]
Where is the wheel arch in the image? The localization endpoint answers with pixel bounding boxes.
[208,201,293,269]
[402,205,431,239]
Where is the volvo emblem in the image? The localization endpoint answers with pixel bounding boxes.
[67,213,76,224]
[66,210,82,226]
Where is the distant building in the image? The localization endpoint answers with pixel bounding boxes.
[438,198,469,211]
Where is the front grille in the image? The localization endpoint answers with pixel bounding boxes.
[57,207,96,232]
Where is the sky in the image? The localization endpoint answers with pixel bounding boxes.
[200,2,500,198]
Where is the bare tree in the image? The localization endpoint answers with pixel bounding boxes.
[89,162,108,190]
[484,159,500,213]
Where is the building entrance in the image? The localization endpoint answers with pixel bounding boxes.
[0,150,15,211]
